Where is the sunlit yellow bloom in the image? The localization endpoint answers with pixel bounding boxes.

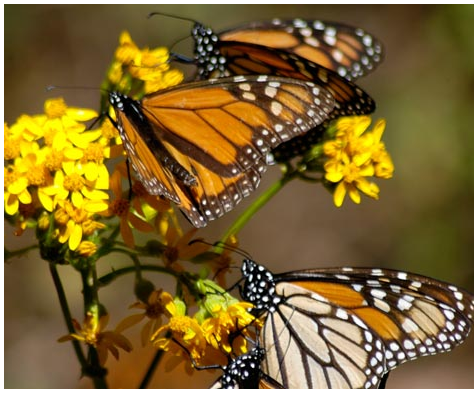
[35,98,97,135]
[4,124,22,160]
[4,167,32,216]
[150,283,259,371]
[359,119,394,179]
[107,30,184,97]
[144,69,184,94]
[8,114,45,142]
[323,116,394,207]
[39,163,109,213]
[54,200,105,251]
[201,301,258,355]
[114,31,140,65]
[151,295,209,365]
[58,312,132,366]
[129,47,170,79]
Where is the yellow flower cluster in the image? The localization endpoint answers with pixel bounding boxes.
[5,32,186,255]
[117,281,259,371]
[4,98,117,252]
[58,312,132,366]
[150,286,258,369]
[323,116,394,207]
[107,31,184,96]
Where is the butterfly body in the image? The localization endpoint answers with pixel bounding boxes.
[239,259,474,389]
[108,76,335,226]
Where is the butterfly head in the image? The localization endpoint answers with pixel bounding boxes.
[191,22,226,79]
[241,259,281,313]
[108,91,146,123]
[108,91,128,112]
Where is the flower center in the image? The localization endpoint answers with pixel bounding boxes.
[146,302,165,319]
[44,98,68,119]
[169,315,195,336]
[342,162,361,183]
[83,143,104,163]
[4,137,21,160]
[27,164,48,186]
[45,150,65,172]
[63,173,85,192]
[109,198,130,217]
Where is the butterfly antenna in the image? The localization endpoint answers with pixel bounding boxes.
[147,11,199,56]
[46,84,101,93]
[147,11,198,25]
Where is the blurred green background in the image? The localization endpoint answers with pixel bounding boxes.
[4,4,474,389]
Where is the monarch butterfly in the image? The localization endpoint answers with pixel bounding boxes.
[188,20,376,115]
[183,18,381,161]
[238,259,474,389]
[108,75,335,227]
[190,18,384,82]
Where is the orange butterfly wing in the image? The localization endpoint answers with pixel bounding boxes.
[217,18,384,81]
[110,75,335,226]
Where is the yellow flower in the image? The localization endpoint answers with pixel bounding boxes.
[53,200,105,251]
[4,166,32,216]
[116,289,170,346]
[34,98,97,138]
[323,116,394,207]
[58,312,132,366]
[151,295,208,364]
[143,69,184,94]
[39,163,109,213]
[147,282,260,372]
[196,279,260,356]
[76,240,99,257]
[201,301,258,355]
[114,31,140,65]
[107,30,184,97]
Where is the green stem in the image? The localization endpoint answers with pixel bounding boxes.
[4,244,38,261]
[219,169,297,245]
[80,258,108,388]
[49,262,88,371]
[97,264,179,287]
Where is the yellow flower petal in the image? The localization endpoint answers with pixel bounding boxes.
[7,177,28,194]
[333,182,347,207]
[68,222,83,251]
[5,194,19,215]
[65,107,98,122]
[348,184,361,204]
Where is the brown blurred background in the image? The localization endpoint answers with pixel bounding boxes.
[4,4,474,389]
